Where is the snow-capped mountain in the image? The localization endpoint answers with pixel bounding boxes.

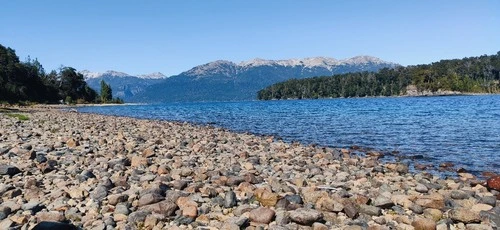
[132,55,397,102]
[80,70,166,101]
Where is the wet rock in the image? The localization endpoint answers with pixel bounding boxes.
[249,207,275,224]
[487,176,500,191]
[0,165,21,176]
[289,208,323,225]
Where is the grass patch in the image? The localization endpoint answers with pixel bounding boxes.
[6,113,29,121]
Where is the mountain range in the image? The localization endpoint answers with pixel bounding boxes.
[81,70,167,100]
[82,56,397,102]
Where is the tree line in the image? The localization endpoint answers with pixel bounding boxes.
[0,44,122,104]
[258,52,500,100]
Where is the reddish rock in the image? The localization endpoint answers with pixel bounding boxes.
[249,207,275,224]
[486,176,500,191]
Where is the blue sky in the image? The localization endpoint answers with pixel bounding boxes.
[1,1,499,76]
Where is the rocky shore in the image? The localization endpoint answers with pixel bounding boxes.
[0,108,499,230]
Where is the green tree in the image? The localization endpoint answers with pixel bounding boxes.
[100,80,112,102]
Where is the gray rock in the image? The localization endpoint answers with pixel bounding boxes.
[138,193,164,207]
[0,165,21,176]
[275,210,291,225]
[91,185,108,201]
[359,204,381,216]
[416,183,429,193]
[174,215,194,225]
[224,191,237,208]
[289,208,323,225]
[450,190,470,200]
[114,203,130,215]
[372,196,394,209]
[479,196,497,206]
[344,202,359,219]
[479,211,500,228]
[409,204,424,214]
[22,201,44,213]
[127,210,150,223]
[284,194,303,204]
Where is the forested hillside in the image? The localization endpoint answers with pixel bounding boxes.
[0,44,119,104]
[258,52,500,100]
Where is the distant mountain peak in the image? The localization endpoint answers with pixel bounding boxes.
[341,56,388,65]
[80,70,167,80]
[138,72,167,79]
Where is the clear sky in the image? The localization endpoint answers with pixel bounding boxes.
[1,0,499,76]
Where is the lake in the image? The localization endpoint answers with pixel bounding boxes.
[77,95,500,177]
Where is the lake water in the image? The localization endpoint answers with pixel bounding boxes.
[77,95,500,177]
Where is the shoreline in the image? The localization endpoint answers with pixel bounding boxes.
[0,107,499,229]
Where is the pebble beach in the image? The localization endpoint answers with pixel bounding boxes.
[0,107,499,230]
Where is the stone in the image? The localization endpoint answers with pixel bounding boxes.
[416,183,429,193]
[0,219,13,229]
[226,176,245,186]
[487,176,500,191]
[127,210,150,224]
[344,201,359,218]
[479,196,497,206]
[107,194,128,205]
[423,208,442,221]
[249,207,275,224]
[138,193,164,207]
[465,224,494,230]
[254,188,278,207]
[66,138,79,148]
[411,218,436,230]
[140,200,178,216]
[312,222,329,230]
[172,180,188,190]
[224,191,237,208]
[284,194,303,204]
[182,204,198,218]
[91,185,108,201]
[471,203,492,213]
[36,211,66,222]
[372,196,394,209]
[449,208,481,223]
[131,155,148,167]
[415,194,445,210]
[22,201,44,213]
[359,204,381,216]
[289,208,323,225]
[0,165,21,176]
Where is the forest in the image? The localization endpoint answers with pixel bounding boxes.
[258,52,500,100]
[0,44,120,104]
